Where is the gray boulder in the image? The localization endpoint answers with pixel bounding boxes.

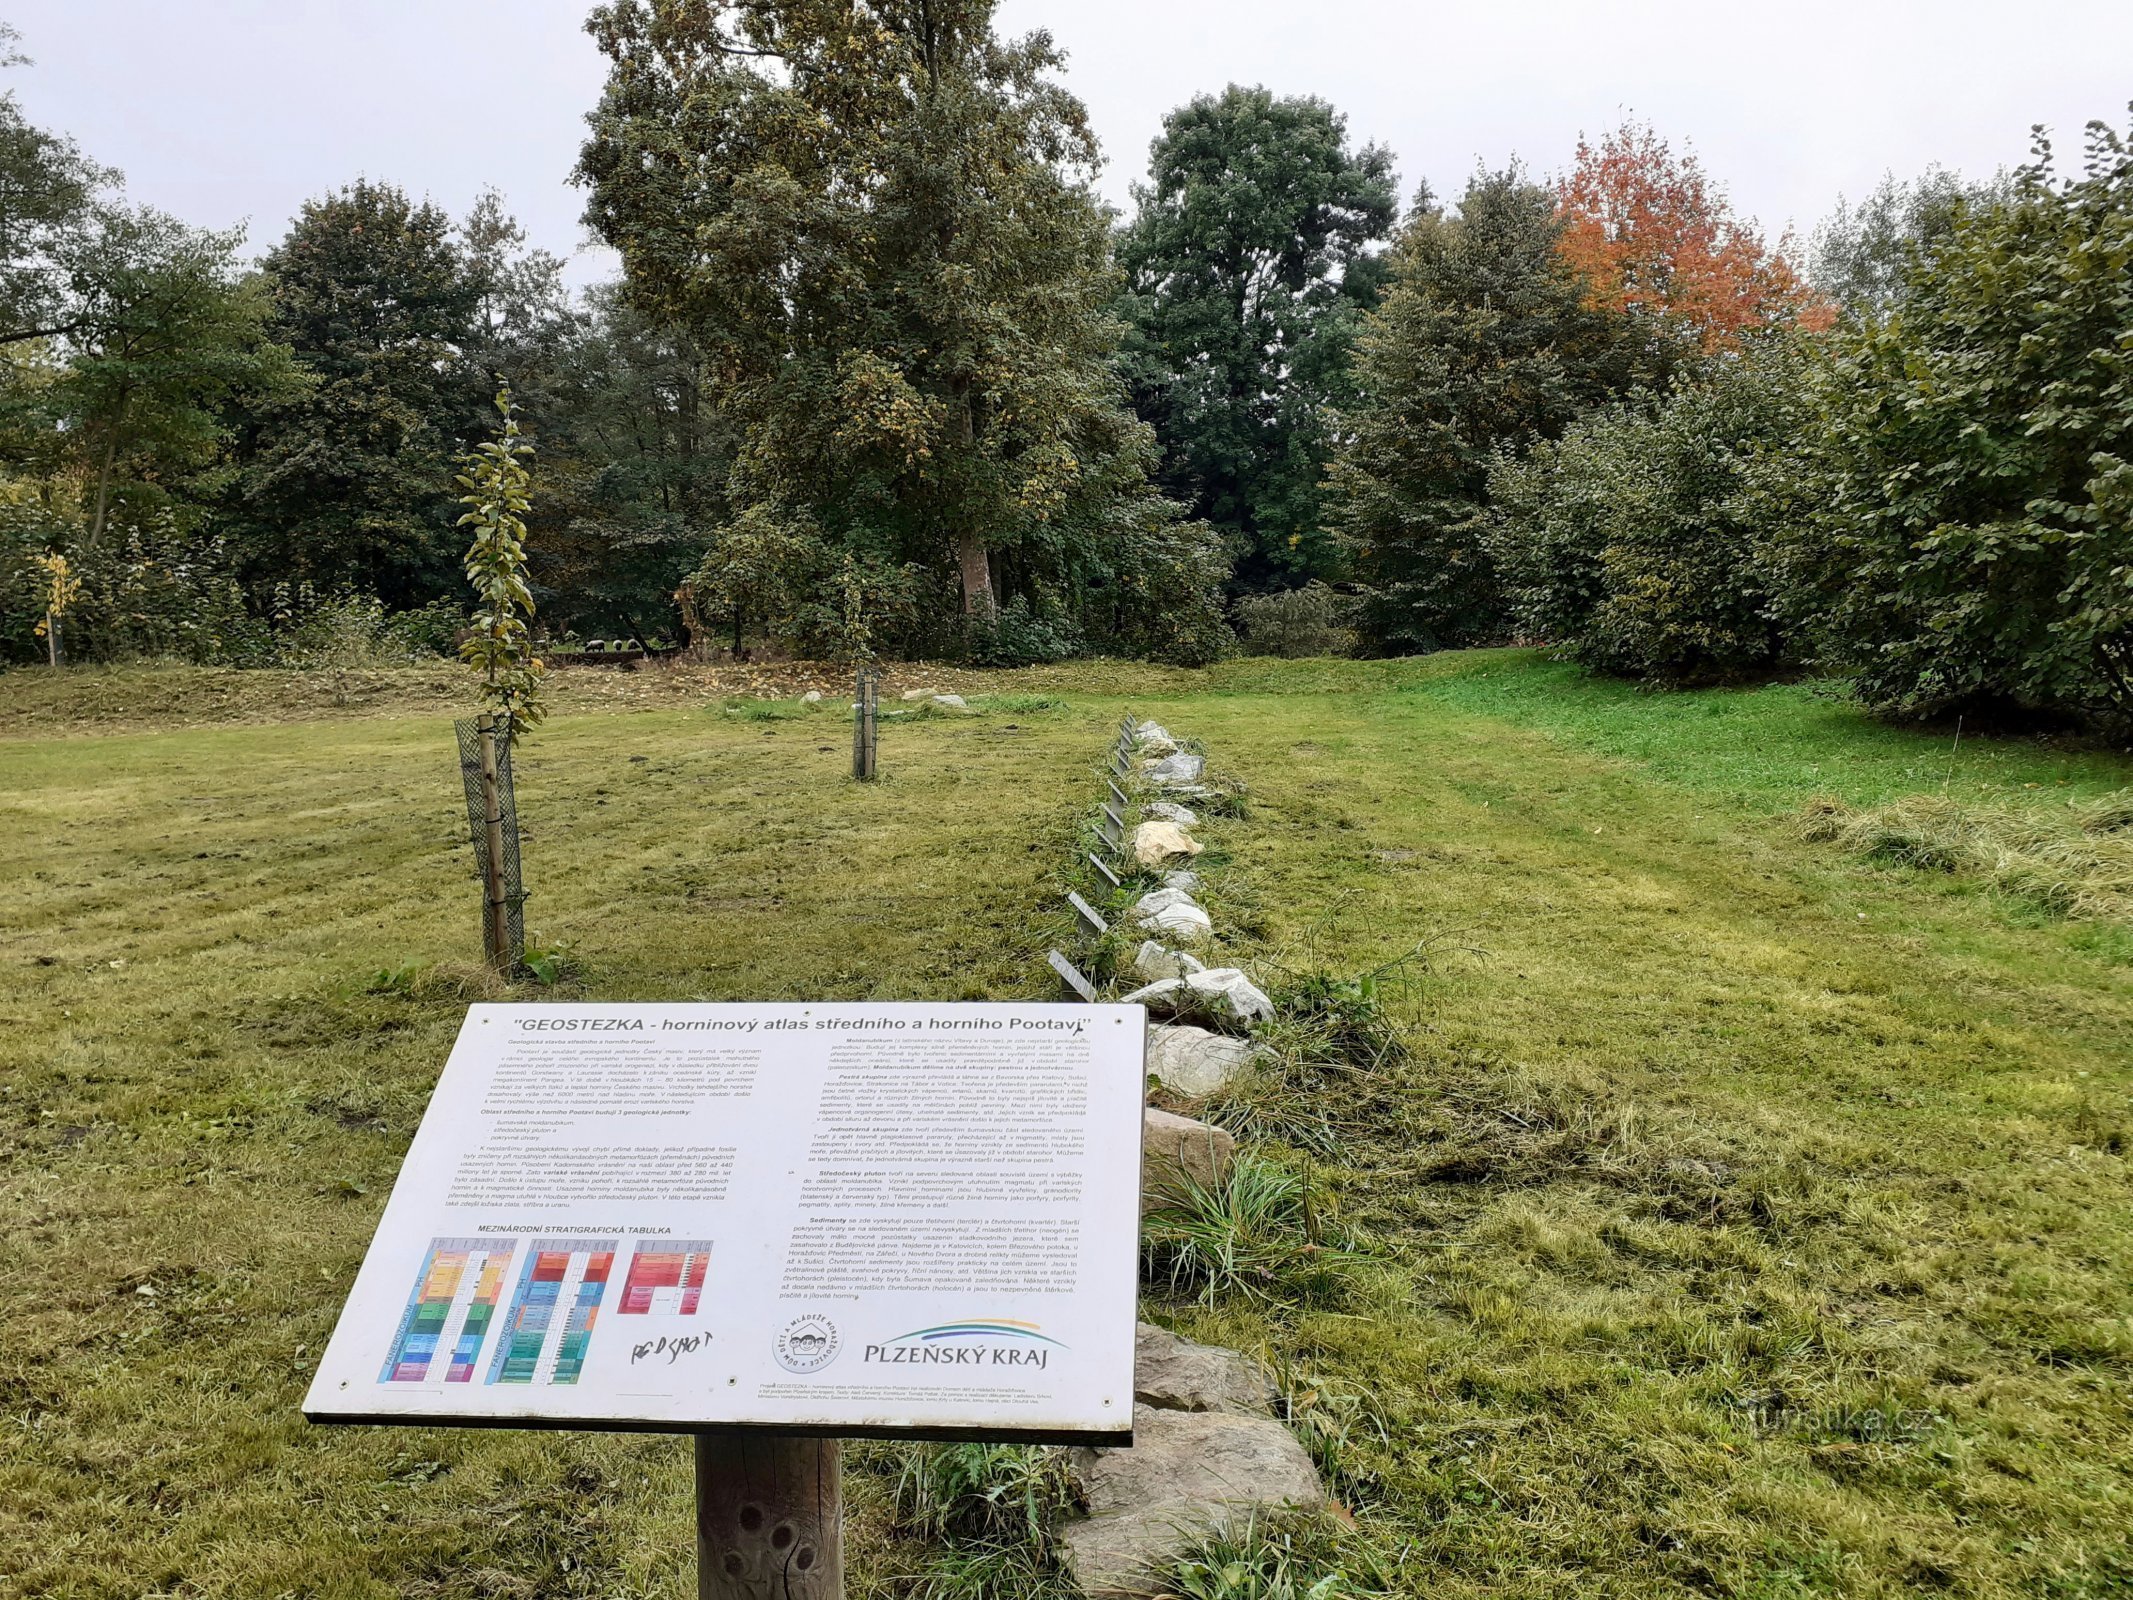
[1141,1107,1234,1205]
[1061,1406,1325,1599]
[1144,801,1199,826]
[1143,752,1206,786]
[1147,1024,1256,1098]
[1131,942,1206,984]
[931,693,969,709]
[1133,1323,1277,1416]
[1128,887,1212,943]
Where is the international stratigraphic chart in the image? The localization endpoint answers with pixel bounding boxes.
[619,1240,713,1314]
[486,1238,618,1385]
[379,1237,515,1384]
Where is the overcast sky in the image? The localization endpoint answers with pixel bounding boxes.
[7,0,2131,288]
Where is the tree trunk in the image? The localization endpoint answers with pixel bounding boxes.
[88,427,120,553]
[957,529,996,621]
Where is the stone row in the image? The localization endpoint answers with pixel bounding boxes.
[1046,714,1329,1598]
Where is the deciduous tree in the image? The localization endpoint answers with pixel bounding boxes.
[1556,119,1825,351]
[1116,85,1396,588]
[576,0,1229,662]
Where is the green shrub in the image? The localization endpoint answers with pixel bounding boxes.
[1488,341,1814,684]
[1807,118,2133,726]
[1236,584,1357,659]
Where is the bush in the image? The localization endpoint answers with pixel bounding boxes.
[1236,584,1356,659]
[1807,118,2133,726]
[1488,341,1814,684]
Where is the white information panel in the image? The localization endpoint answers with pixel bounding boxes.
[305,1002,1145,1442]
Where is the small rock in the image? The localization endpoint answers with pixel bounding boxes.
[1133,1323,1277,1415]
[1131,819,1203,868]
[931,693,968,709]
[1131,942,1206,983]
[1123,967,1274,1026]
[1144,752,1206,787]
[1061,1405,1325,1599]
[899,688,929,701]
[1142,1107,1234,1204]
[801,690,823,703]
[1144,801,1199,825]
[1148,1024,1257,1097]
[1128,888,1212,943]
[1186,967,1275,1023]
[1162,869,1200,891]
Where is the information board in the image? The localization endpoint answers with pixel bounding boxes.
[305,1002,1145,1443]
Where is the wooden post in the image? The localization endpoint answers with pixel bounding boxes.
[695,1432,843,1599]
[45,610,59,669]
[851,668,877,782]
[475,713,512,970]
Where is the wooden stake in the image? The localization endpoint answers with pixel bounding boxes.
[475,713,512,971]
[851,668,878,781]
[696,1432,844,1599]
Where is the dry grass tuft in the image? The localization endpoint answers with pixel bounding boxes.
[1800,789,2133,919]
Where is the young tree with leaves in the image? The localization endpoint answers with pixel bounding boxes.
[1116,85,1396,588]
[577,0,1229,662]
[458,385,547,735]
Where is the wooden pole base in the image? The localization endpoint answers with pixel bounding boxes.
[695,1432,843,1599]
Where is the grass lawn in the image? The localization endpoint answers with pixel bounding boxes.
[2,652,2128,1599]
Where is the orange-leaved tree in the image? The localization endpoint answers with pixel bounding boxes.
[1556,120,1831,351]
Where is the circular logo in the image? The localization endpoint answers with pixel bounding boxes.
[774,1314,841,1374]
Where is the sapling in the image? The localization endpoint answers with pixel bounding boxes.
[33,550,81,668]
[456,383,546,738]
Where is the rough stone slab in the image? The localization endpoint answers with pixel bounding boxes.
[1061,1405,1325,1599]
[899,688,930,701]
[1131,819,1203,868]
[1148,1024,1256,1098]
[1162,869,1200,891]
[801,690,823,703]
[1134,1323,1277,1416]
[931,693,969,709]
[1142,1107,1234,1205]
[1144,801,1199,826]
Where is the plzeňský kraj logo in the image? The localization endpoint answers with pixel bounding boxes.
[863,1319,1066,1371]
[774,1314,842,1374]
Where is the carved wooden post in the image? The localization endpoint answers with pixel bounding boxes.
[475,712,511,970]
[695,1432,843,1599]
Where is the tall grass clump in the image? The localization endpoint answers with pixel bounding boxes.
[883,1442,1078,1597]
[1801,789,2133,919]
[1142,1155,1367,1306]
[1166,1514,1393,1600]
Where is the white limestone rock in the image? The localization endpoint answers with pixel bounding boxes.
[801,690,824,703]
[1144,801,1199,826]
[1128,887,1212,943]
[931,693,968,709]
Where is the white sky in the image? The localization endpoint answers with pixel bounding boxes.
[7,0,2131,287]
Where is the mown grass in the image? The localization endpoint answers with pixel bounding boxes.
[3,650,2130,1598]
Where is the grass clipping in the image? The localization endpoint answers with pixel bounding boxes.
[1802,789,2133,919]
